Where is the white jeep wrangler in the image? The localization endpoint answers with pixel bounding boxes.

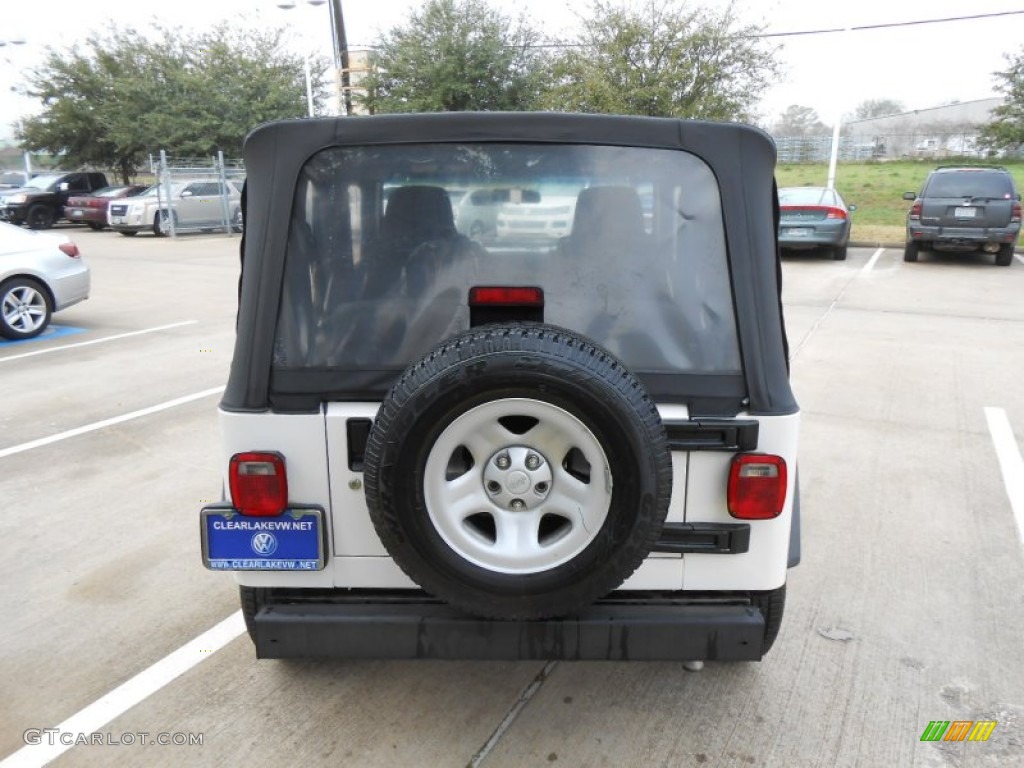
[201,112,800,661]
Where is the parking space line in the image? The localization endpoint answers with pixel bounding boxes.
[0,321,198,363]
[0,612,244,768]
[984,407,1024,549]
[1015,253,1024,266]
[0,386,225,459]
[861,247,884,273]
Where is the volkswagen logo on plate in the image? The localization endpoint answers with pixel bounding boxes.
[251,531,278,556]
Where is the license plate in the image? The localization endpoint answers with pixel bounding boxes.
[954,207,976,218]
[785,227,812,236]
[111,216,123,224]
[69,210,82,217]
[200,506,326,570]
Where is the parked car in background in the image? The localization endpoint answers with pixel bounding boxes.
[0,222,90,340]
[65,185,148,231]
[778,186,855,260]
[494,191,578,242]
[108,179,242,236]
[903,166,1020,266]
[0,171,29,190]
[455,187,537,239]
[0,171,110,230]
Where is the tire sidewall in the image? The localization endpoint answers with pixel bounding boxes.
[153,210,174,236]
[27,205,54,230]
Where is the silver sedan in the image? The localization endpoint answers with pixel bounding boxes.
[0,222,90,340]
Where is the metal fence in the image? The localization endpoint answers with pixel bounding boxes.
[149,151,246,238]
[772,132,996,164]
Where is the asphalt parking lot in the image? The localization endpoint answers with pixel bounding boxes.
[1,231,1022,768]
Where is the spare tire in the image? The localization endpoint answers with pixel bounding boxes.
[363,323,672,620]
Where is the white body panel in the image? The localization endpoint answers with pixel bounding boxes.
[681,411,800,591]
[227,402,798,593]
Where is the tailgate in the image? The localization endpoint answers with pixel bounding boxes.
[923,197,1013,228]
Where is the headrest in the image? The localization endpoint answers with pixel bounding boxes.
[572,186,645,242]
[383,185,456,243]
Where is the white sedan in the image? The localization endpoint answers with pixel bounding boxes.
[0,222,90,340]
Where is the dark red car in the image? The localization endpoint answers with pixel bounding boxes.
[65,185,147,230]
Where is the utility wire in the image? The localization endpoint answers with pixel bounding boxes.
[346,9,1024,50]
[758,9,1024,38]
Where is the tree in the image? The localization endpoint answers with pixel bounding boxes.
[852,98,905,120]
[979,51,1024,152]
[773,105,829,137]
[16,24,322,182]
[538,0,779,120]
[357,0,547,113]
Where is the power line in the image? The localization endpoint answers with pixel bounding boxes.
[346,9,1024,50]
[758,9,1024,38]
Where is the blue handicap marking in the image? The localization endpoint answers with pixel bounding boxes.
[0,325,87,347]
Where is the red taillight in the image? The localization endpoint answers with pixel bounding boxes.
[58,242,80,258]
[1012,202,1022,223]
[824,207,847,220]
[909,201,922,219]
[727,454,787,520]
[229,452,288,516]
[469,286,544,307]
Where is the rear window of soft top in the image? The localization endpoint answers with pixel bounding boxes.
[273,142,742,379]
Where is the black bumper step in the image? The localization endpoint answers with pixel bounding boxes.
[254,600,765,661]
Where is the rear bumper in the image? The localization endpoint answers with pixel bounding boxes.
[65,208,106,224]
[907,223,1019,249]
[779,236,844,250]
[779,222,847,250]
[251,591,767,661]
[50,269,91,310]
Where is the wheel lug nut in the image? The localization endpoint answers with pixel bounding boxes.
[534,482,548,494]
[525,453,541,470]
[486,481,501,494]
[510,499,525,511]
[495,454,510,469]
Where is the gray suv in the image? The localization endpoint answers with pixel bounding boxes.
[903,166,1020,266]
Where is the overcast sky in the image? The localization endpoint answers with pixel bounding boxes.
[2,0,1024,142]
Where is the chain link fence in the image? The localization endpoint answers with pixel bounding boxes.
[149,151,246,238]
[772,132,1001,164]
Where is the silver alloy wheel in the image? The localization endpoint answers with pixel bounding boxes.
[2,284,48,334]
[423,398,612,575]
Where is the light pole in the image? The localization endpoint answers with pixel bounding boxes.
[329,0,353,116]
[1,36,33,177]
[276,0,351,116]
[276,0,330,117]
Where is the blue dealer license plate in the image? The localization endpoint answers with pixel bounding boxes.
[200,506,326,571]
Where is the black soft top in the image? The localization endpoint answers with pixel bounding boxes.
[226,112,794,417]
